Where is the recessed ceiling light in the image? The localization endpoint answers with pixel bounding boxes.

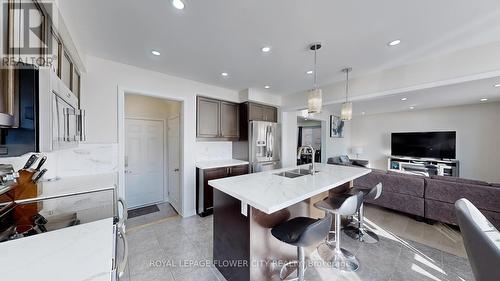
[388,39,401,46]
[172,0,185,10]
[306,70,314,75]
[264,85,271,89]
[261,46,271,53]
[409,106,415,110]
[401,97,408,101]
[221,72,229,77]
[151,50,161,56]
[480,98,488,102]
[361,112,366,115]
[494,84,500,88]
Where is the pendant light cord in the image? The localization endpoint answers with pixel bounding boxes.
[345,69,350,102]
[313,48,318,88]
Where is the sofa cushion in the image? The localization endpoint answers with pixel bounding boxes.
[388,170,427,180]
[354,171,425,197]
[430,175,489,186]
[365,191,424,217]
[425,200,500,229]
[425,178,500,213]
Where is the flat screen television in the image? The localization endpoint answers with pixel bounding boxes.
[391,131,456,159]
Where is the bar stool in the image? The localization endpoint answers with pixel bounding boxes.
[271,214,333,281]
[344,183,383,244]
[314,191,364,272]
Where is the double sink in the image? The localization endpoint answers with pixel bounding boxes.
[274,168,319,178]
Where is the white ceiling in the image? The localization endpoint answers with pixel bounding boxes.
[323,76,500,116]
[59,0,500,95]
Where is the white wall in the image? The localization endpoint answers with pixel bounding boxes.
[81,55,240,217]
[350,102,500,182]
[125,94,181,120]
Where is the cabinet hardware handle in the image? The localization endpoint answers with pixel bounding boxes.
[117,227,128,278]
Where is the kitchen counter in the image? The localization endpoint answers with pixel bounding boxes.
[210,163,371,281]
[38,172,117,197]
[0,218,114,281]
[196,159,249,169]
[209,163,371,214]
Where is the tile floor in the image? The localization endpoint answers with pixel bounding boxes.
[126,202,178,229]
[363,205,466,257]
[121,205,474,281]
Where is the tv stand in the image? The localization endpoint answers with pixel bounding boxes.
[388,156,459,177]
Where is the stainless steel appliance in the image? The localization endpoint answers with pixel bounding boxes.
[234,121,281,173]
[0,185,128,279]
[0,65,85,157]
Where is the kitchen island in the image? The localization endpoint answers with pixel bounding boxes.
[208,163,371,281]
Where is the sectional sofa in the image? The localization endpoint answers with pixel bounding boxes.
[351,169,500,229]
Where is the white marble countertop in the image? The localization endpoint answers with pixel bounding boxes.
[0,218,114,281]
[196,159,249,169]
[209,163,371,214]
[38,172,117,197]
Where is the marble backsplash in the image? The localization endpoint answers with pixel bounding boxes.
[1,143,118,179]
[195,141,233,162]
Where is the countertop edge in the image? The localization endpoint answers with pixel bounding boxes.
[196,159,250,169]
[210,167,371,214]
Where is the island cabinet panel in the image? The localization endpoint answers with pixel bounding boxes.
[213,189,250,281]
[197,96,240,140]
[196,165,249,216]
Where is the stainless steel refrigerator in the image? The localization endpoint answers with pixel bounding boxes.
[233,121,281,173]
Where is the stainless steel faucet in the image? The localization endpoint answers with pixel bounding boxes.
[297,145,316,174]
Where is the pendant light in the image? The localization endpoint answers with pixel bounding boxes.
[340,67,353,121]
[307,43,322,114]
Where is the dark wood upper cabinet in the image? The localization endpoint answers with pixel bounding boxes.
[197,96,239,140]
[248,102,277,122]
[262,105,278,122]
[197,97,220,138]
[220,102,239,138]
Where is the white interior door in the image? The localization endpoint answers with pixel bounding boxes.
[125,118,164,209]
[167,116,181,213]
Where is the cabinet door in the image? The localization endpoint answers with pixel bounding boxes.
[72,68,81,105]
[220,102,239,138]
[263,106,277,122]
[229,165,249,176]
[61,51,73,90]
[248,103,264,121]
[50,30,62,76]
[197,97,220,138]
[203,168,228,211]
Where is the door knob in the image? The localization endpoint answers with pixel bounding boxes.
[174,168,179,172]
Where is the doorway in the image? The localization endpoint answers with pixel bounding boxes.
[124,94,182,213]
[297,116,322,165]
